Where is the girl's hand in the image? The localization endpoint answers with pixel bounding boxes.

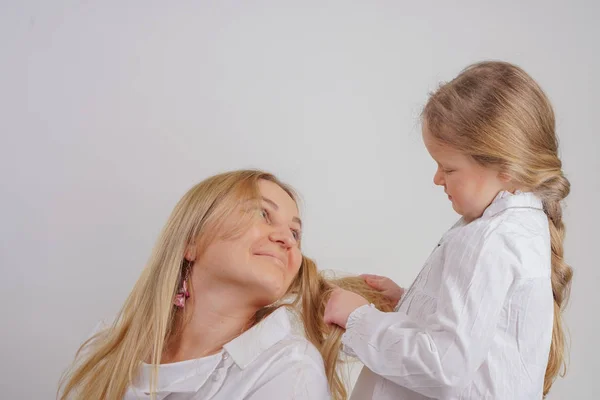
[324,287,369,329]
[360,274,405,308]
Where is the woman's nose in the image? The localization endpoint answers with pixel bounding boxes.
[269,228,295,248]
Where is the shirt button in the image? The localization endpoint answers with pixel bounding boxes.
[212,374,220,382]
[223,353,229,360]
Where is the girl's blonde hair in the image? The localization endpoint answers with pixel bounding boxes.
[422,61,572,397]
[58,169,390,400]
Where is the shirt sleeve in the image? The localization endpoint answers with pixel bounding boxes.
[341,228,520,398]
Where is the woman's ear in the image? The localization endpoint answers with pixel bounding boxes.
[184,242,197,262]
[498,171,512,183]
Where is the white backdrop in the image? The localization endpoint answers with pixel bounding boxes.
[1,1,598,399]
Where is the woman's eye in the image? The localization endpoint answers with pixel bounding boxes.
[291,229,301,241]
[260,208,270,221]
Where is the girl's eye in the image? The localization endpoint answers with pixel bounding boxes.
[444,169,455,174]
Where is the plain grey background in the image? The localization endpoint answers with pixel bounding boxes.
[1,1,598,399]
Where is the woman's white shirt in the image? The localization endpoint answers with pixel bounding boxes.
[124,307,330,400]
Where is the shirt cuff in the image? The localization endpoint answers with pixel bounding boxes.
[341,303,376,357]
[393,297,402,312]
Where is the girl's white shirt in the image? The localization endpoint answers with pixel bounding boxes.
[345,191,554,400]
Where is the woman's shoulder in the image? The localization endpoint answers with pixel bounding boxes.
[273,333,325,367]
[249,308,325,369]
[222,307,323,370]
[235,309,329,396]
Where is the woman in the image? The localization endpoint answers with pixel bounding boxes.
[58,170,391,400]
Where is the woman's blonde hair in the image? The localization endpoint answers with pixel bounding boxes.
[58,169,390,400]
[422,61,572,397]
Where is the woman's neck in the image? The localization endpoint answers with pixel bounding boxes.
[162,283,258,364]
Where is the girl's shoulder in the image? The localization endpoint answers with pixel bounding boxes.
[446,207,551,278]
[450,190,549,245]
[471,205,548,241]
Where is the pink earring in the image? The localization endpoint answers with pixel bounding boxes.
[174,263,191,308]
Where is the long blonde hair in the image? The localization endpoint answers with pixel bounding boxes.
[58,169,390,400]
[284,262,394,400]
[422,61,572,397]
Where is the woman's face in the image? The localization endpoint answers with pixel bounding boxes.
[188,179,303,307]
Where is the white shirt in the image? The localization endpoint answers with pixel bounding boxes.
[124,308,330,400]
[343,191,554,400]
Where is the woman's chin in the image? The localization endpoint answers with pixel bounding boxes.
[247,279,286,306]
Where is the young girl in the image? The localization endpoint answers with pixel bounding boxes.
[325,61,572,399]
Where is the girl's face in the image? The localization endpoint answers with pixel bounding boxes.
[422,126,509,222]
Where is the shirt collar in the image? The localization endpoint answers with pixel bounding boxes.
[482,190,543,219]
[131,352,222,395]
[130,307,292,395]
[224,306,292,369]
